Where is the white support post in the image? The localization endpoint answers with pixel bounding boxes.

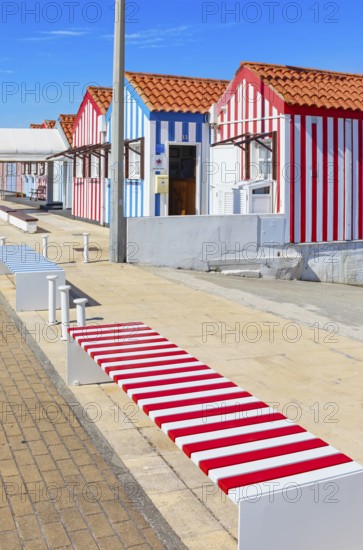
[83,233,89,263]
[73,298,87,326]
[0,237,6,246]
[58,285,71,341]
[46,275,58,326]
[42,235,48,258]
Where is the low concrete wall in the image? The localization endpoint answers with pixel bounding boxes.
[127,214,286,271]
[298,241,363,285]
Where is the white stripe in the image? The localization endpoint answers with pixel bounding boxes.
[294,115,301,243]
[127,376,228,397]
[305,116,312,243]
[191,431,317,465]
[189,123,196,143]
[150,395,253,422]
[338,118,345,241]
[93,346,182,361]
[71,323,147,335]
[138,386,241,408]
[81,335,163,348]
[227,461,362,503]
[85,341,172,354]
[161,399,265,432]
[327,117,334,241]
[208,446,339,483]
[117,368,214,386]
[175,122,183,142]
[345,119,353,240]
[352,119,359,240]
[102,353,193,368]
[256,92,262,134]
[175,419,292,448]
[108,360,204,377]
[161,121,168,145]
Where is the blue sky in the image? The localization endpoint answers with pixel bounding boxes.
[0,0,362,127]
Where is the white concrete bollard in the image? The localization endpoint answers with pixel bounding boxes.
[42,235,48,258]
[58,285,71,341]
[83,233,89,263]
[0,237,6,246]
[46,275,58,326]
[74,298,88,326]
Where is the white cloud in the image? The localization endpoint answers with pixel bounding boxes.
[19,29,89,42]
[103,25,196,48]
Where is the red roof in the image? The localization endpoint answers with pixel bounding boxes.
[239,61,363,112]
[125,71,229,114]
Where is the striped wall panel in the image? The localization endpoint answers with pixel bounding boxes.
[103,178,144,224]
[154,120,205,148]
[73,98,101,147]
[289,115,363,244]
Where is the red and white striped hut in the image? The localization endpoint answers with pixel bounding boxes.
[71,86,112,224]
[210,62,363,245]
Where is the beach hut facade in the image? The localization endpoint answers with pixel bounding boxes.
[210,61,363,244]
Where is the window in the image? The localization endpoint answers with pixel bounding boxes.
[256,139,272,180]
[252,186,270,195]
[125,138,144,180]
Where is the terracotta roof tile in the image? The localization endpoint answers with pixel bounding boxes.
[29,123,43,129]
[125,71,229,113]
[87,86,113,114]
[239,61,363,112]
[43,120,56,128]
[59,114,76,145]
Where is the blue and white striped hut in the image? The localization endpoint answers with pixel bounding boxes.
[105,71,228,220]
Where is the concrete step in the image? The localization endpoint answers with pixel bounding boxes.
[221,269,261,278]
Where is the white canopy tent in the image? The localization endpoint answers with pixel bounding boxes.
[0,128,69,206]
[0,128,66,162]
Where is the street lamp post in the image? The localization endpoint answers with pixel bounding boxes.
[110,0,126,263]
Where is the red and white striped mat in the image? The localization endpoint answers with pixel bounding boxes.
[68,322,362,504]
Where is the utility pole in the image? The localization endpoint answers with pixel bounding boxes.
[110,0,126,262]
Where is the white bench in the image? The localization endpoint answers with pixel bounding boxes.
[8,211,38,234]
[0,206,17,223]
[0,244,65,311]
[67,322,363,550]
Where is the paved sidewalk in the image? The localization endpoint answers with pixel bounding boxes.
[0,300,175,550]
[0,202,362,549]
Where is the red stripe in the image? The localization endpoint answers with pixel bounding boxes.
[276,116,281,213]
[200,438,327,475]
[168,404,271,441]
[359,119,363,239]
[183,425,305,458]
[99,350,187,365]
[112,365,211,383]
[76,330,157,344]
[154,395,255,427]
[89,343,177,359]
[290,115,295,242]
[132,382,235,403]
[300,115,306,243]
[69,321,145,334]
[311,123,318,242]
[227,100,231,140]
[143,390,249,415]
[122,373,221,391]
[333,117,339,241]
[82,337,166,350]
[218,453,352,494]
[104,357,200,374]
[322,117,328,241]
